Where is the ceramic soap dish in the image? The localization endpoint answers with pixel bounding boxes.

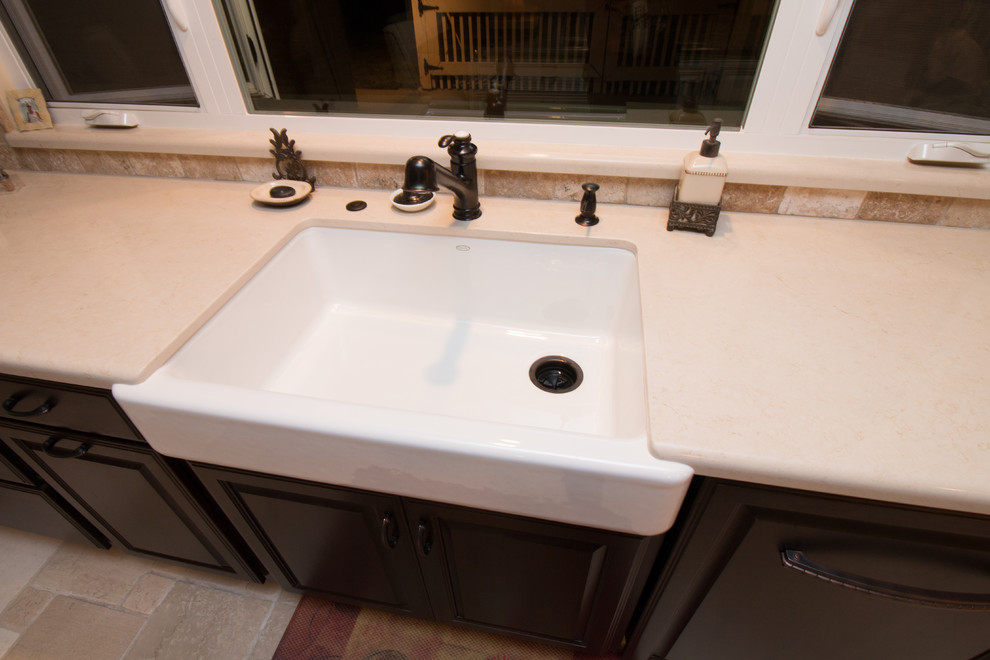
[251,180,312,207]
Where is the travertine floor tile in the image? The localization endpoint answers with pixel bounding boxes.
[149,561,281,600]
[123,574,175,614]
[248,599,298,660]
[124,581,272,660]
[32,545,154,606]
[0,626,18,658]
[0,586,52,631]
[0,528,62,612]
[6,596,144,660]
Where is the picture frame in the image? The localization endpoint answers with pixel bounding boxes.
[5,88,52,131]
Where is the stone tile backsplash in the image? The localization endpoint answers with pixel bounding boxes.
[8,147,989,230]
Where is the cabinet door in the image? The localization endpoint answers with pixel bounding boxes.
[0,439,33,485]
[626,480,990,660]
[405,499,662,655]
[6,426,261,580]
[0,481,109,547]
[0,434,108,546]
[192,463,433,618]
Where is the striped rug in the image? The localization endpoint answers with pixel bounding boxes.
[272,597,622,660]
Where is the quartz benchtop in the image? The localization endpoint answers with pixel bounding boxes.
[1,171,988,519]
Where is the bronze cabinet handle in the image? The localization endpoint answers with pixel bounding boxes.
[42,436,90,459]
[3,392,56,417]
[417,520,433,556]
[782,549,990,610]
[381,512,400,549]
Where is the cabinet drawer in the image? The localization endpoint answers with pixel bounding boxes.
[0,374,140,441]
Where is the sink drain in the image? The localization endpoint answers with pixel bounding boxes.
[530,356,583,393]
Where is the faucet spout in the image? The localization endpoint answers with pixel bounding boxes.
[433,160,481,220]
[401,132,482,221]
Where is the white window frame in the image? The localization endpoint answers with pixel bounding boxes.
[0,0,986,165]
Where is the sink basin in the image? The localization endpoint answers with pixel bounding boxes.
[115,226,692,535]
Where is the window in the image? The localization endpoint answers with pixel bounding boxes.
[0,0,196,105]
[217,0,778,128]
[0,0,986,162]
[810,0,990,134]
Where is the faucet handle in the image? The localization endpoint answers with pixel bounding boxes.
[438,131,472,148]
[439,131,478,165]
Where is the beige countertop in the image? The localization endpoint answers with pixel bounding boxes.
[2,171,988,518]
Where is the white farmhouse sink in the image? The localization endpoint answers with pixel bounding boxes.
[114,226,692,535]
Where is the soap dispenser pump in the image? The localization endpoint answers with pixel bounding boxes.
[676,118,727,205]
[667,119,725,237]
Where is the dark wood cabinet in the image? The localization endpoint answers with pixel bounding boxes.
[0,373,263,582]
[193,462,663,655]
[1,373,141,441]
[0,439,108,547]
[404,498,661,653]
[624,479,990,660]
[192,463,432,616]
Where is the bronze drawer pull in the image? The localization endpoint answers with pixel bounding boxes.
[381,512,400,549]
[417,520,433,556]
[42,436,90,459]
[782,549,990,610]
[3,392,56,417]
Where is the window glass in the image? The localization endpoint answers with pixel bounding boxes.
[0,0,197,105]
[217,0,778,128]
[811,0,990,134]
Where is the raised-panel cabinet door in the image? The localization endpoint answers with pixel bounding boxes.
[0,480,108,547]
[192,464,433,618]
[625,479,990,660]
[7,427,259,580]
[0,438,33,485]
[404,499,662,655]
[2,430,107,546]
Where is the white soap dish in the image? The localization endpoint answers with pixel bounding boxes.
[391,188,435,212]
[251,180,312,207]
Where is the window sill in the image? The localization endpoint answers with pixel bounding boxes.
[6,124,989,201]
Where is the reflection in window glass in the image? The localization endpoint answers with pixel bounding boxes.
[0,0,196,105]
[217,0,777,128]
[812,0,990,134]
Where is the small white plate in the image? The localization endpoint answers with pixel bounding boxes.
[251,180,312,206]
[391,188,436,212]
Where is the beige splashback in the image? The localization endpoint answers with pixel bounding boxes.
[5,147,989,230]
[3,124,989,230]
